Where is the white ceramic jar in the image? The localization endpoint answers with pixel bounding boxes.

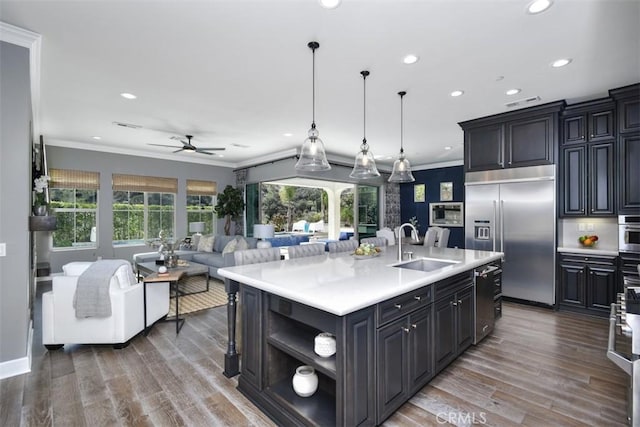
[314,332,336,358]
[292,365,318,397]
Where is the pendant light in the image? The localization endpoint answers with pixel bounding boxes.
[350,70,380,179]
[295,41,331,172]
[388,91,415,183]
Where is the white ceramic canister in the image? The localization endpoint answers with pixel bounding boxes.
[292,365,318,397]
[314,332,336,358]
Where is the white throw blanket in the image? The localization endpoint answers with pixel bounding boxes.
[73,259,129,318]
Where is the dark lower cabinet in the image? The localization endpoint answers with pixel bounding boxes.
[558,253,618,316]
[434,286,474,373]
[377,305,433,422]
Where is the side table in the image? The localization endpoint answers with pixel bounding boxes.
[143,270,185,334]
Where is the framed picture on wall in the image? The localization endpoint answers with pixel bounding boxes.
[440,182,453,201]
[414,184,425,202]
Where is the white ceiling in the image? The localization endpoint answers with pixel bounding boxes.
[2,0,639,170]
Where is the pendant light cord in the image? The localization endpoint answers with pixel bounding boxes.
[399,91,406,153]
[362,71,369,143]
[312,45,316,125]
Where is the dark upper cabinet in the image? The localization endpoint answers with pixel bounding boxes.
[460,101,564,173]
[562,100,615,145]
[618,133,640,214]
[611,83,640,134]
[611,84,640,215]
[560,99,616,217]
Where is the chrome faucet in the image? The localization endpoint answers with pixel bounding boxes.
[397,222,418,261]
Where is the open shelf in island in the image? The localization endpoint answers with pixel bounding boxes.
[267,330,336,380]
[266,378,336,427]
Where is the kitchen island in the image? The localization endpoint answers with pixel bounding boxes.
[219,246,503,426]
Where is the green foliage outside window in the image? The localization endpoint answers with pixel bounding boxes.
[50,188,97,248]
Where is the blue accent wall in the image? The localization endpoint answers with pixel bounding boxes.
[399,165,465,248]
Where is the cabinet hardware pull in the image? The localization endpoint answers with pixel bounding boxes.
[402,327,410,333]
[452,301,458,306]
[414,296,421,301]
[411,324,417,329]
[394,303,402,309]
[458,299,463,305]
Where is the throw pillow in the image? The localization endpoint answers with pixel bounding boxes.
[222,238,238,255]
[62,262,93,276]
[114,263,136,289]
[235,237,249,251]
[197,234,215,252]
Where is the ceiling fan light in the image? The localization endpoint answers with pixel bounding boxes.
[350,141,380,179]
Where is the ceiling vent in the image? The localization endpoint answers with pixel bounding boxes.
[505,96,541,108]
[112,121,142,129]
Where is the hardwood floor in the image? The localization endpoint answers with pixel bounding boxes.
[1,289,628,426]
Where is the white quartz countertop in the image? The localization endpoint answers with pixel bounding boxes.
[557,245,619,257]
[218,246,503,316]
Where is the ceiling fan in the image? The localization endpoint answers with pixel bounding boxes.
[148,135,225,155]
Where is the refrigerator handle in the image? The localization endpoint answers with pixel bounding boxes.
[492,200,497,253]
[500,200,505,257]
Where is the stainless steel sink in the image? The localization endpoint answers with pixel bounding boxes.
[393,258,459,272]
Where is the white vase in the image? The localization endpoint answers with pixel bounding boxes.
[314,332,336,358]
[292,365,318,397]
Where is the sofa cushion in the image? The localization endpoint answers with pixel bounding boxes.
[63,262,93,276]
[114,263,137,289]
[197,234,215,252]
[214,235,236,253]
[192,252,226,268]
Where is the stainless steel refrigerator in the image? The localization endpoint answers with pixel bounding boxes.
[465,165,556,305]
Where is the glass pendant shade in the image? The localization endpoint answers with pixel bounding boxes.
[350,140,380,179]
[388,91,415,183]
[389,149,415,182]
[350,70,380,179]
[296,41,331,172]
[296,124,331,171]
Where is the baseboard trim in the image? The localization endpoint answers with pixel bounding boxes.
[0,321,33,380]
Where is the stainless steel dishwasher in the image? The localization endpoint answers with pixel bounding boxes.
[473,263,501,344]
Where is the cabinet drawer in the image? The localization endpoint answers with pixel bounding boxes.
[377,286,431,327]
[559,253,617,266]
[434,271,473,301]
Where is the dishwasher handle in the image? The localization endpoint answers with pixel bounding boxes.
[608,303,632,375]
[475,265,500,277]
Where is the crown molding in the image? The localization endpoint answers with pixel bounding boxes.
[0,22,42,139]
[412,159,463,171]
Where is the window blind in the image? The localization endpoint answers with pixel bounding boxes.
[112,174,178,193]
[186,179,217,196]
[50,169,100,190]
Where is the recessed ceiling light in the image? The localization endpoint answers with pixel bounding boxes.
[450,90,464,97]
[92,136,101,140]
[551,58,572,68]
[506,88,521,96]
[120,92,137,99]
[403,54,419,65]
[283,133,293,137]
[527,0,553,14]
[218,154,224,158]
[319,0,341,9]
[444,146,452,150]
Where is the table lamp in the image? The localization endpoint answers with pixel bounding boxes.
[254,224,275,249]
[189,221,205,236]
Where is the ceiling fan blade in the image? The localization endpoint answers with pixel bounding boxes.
[148,143,181,148]
[195,147,226,151]
[195,149,214,155]
[172,148,185,153]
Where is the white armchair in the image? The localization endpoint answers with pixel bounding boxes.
[42,261,169,349]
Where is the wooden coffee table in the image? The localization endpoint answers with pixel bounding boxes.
[136,261,210,294]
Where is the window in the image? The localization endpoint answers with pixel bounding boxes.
[49,169,99,249]
[186,179,217,234]
[112,174,177,246]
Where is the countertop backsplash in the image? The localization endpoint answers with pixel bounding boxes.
[558,217,619,253]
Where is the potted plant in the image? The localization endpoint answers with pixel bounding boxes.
[33,174,50,216]
[215,185,245,235]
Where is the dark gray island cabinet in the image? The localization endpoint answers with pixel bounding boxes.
[238,270,475,426]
